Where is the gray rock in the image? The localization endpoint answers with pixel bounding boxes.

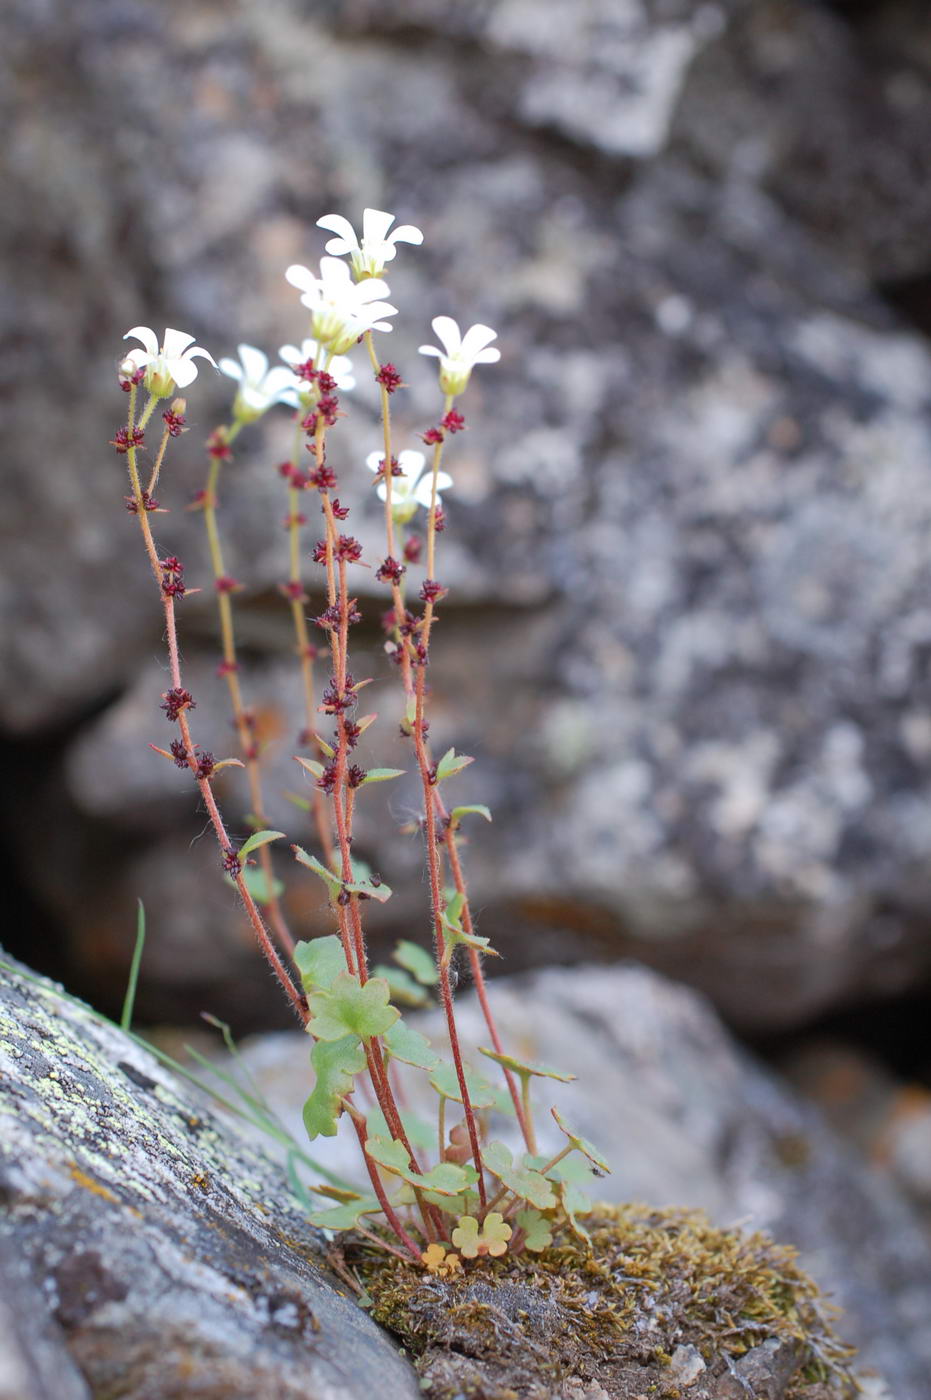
[0,952,421,1400]
[5,0,931,1028]
[217,963,931,1399]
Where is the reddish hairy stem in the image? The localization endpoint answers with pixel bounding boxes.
[346,1107,422,1261]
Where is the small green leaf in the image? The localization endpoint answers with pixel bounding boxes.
[342,872,393,904]
[294,756,325,780]
[366,1136,478,1196]
[316,734,336,758]
[429,1061,498,1109]
[479,1047,575,1084]
[435,747,474,781]
[308,1195,381,1230]
[482,1140,556,1210]
[392,940,439,987]
[226,865,284,905]
[283,790,311,812]
[370,964,431,1008]
[239,829,286,860]
[516,1208,553,1252]
[450,804,492,824]
[360,768,406,784]
[293,845,342,896]
[294,935,347,993]
[452,1212,511,1258]
[551,1107,611,1173]
[303,1035,367,1139]
[308,971,400,1042]
[383,1020,440,1070]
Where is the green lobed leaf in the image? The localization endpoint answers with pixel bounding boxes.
[302,1035,367,1139]
[308,1196,382,1230]
[450,804,492,825]
[239,829,286,860]
[482,1140,556,1210]
[551,1107,611,1173]
[479,1046,575,1083]
[435,747,474,781]
[429,1061,498,1109]
[308,971,399,1042]
[294,935,347,993]
[516,1208,553,1252]
[383,1019,441,1070]
[360,768,406,784]
[293,845,342,896]
[370,964,431,1008]
[392,940,439,987]
[365,1136,478,1196]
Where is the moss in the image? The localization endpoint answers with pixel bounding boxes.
[351,1205,857,1400]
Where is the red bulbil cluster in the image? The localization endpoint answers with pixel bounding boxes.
[293,357,318,383]
[216,659,239,678]
[334,534,362,562]
[124,489,160,514]
[419,578,447,604]
[403,535,423,564]
[375,362,403,394]
[318,760,338,794]
[283,511,307,530]
[160,556,186,599]
[110,426,145,454]
[330,498,350,520]
[376,556,405,584]
[161,687,195,722]
[347,764,367,789]
[321,674,357,714]
[372,455,402,481]
[119,364,146,392]
[170,739,189,768]
[207,429,232,461]
[343,719,361,748]
[162,408,187,438]
[421,426,444,446]
[222,847,242,877]
[433,506,447,533]
[195,751,216,780]
[215,575,240,594]
[442,409,466,434]
[280,580,307,602]
[307,464,337,490]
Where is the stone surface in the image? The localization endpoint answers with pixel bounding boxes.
[216,963,930,1399]
[4,0,931,1030]
[0,952,421,1400]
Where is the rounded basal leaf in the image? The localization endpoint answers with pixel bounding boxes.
[365,1136,478,1196]
[392,939,439,987]
[303,1034,367,1139]
[308,971,400,1042]
[429,1061,498,1108]
[479,1046,575,1083]
[516,1208,553,1253]
[370,964,431,1008]
[308,1195,381,1230]
[383,1019,441,1070]
[294,935,347,993]
[451,1212,511,1259]
[551,1107,611,1173]
[238,829,287,860]
[482,1140,556,1210]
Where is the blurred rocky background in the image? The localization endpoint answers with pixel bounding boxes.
[3,0,931,1238]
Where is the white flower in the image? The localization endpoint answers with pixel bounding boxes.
[365,448,452,525]
[278,338,356,404]
[317,208,424,280]
[122,326,216,398]
[285,257,397,355]
[418,316,500,397]
[218,343,298,422]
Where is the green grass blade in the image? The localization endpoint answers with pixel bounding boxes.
[120,900,147,1032]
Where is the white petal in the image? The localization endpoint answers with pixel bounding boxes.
[171,358,199,388]
[473,347,501,365]
[237,343,269,384]
[278,343,300,365]
[352,279,392,307]
[418,345,442,359]
[319,256,355,290]
[389,223,424,247]
[263,366,299,397]
[459,324,498,360]
[366,451,385,474]
[185,345,217,369]
[124,325,159,357]
[431,316,462,356]
[161,328,197,359]
[286,263,317,292]
[218,358,244,381]
[413,471,453,507]
[316,214,359,249]
[362,209,396,245]
[122,348,149,371]
[397,450,426,474]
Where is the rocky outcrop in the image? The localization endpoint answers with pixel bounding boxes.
[4,0,931,1029]
[0,952,421,1400]
[218,962,931,1400]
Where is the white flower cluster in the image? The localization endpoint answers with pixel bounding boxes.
[120,207,500,418]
